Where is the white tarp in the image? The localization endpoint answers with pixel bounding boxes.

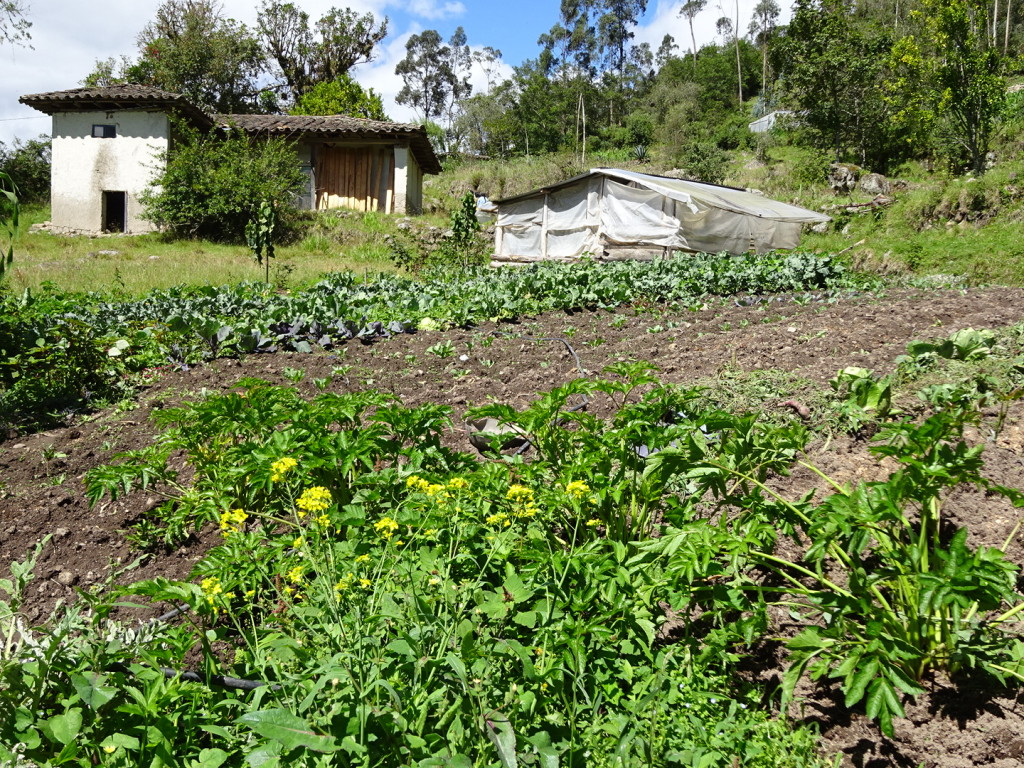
[494,168,829,260]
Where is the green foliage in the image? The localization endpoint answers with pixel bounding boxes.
[888,0,1003,173]
[772,0,905,170]
[1,253,849,431]
[0,135,50,206]
[0,291,138,430]
[141,123,305,241]
[288,74,387,120]
[86,0,266,113]
[0,170,17,279]
[245,200,278,283]
[77,373,830,767]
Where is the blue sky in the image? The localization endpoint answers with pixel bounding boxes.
[1,0,782,145]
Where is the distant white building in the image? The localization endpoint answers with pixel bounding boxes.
[19,85,441,235]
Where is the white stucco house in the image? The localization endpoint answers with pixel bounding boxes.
[19,85,441,235]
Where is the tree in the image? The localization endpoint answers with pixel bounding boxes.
[678,0,708,68]
[540,0,649,76]
[1,0,29,46]
[289,74,387,120]
[773,0,902,169]
[748,0,780,87]
[656,33,679,66]
[716,15,734,44]
[472,46,504,93]
[395,29,469,124]
[85,0,266,113]
[887,0,1003,172]
[257,2,388,105]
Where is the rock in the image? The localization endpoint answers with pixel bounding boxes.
[811,221,830,234]
[859,172,891,196]
[56,571,76,586]
[828,163,860,195]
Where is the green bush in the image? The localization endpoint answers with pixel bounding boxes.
[0,135,50,206]
[141,122,305,241]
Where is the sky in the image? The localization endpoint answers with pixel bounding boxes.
[0,0,787,147]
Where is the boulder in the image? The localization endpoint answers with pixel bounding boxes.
[828,163,860,195]
[859,172,891,196]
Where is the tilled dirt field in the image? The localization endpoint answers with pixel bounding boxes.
[3,285,1024,767]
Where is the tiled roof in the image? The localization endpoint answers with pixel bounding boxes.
[19,85,211,125]
[216,113,441,174]
[18,86,441,174]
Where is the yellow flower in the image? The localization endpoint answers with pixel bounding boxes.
[335,573,354,593]
[103,745,117,754]
[514,503,539,519]
[359,578,372,589]
[564,480,590,500]
[287,565,305,584]
[293,536,305,549]
[425,483,445,497]
[429,576,441,586]
[406,475,431,493]
[270,456,298,482]
[585,518,601,527]
[218,508,248,536]
[355,553,371,563]
[315,513,331,528]
[486,511,512,528]
[373,516,399,540]
[446,477,469,490]
[296,486,332,514]
[506,484,534,503]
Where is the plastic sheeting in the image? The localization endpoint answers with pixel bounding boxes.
[494,168,829,260]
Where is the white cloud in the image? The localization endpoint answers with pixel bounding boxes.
[403,0,466,21]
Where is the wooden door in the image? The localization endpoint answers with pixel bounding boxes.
[315,146,395,213]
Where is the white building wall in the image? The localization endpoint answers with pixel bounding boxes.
[51,110,169,234]
[392,145,424,214]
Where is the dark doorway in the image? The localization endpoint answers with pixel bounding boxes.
[102,191,127,233]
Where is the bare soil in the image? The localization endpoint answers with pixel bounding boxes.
[2,285,1024,767]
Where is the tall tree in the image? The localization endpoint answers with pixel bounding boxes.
[679,0,708,69]
[1,0,29,46]
[748,0,780,88]
[395,29,472,126]
[257,2,388,105]
[773,0,901,168]
[656,33,679,66]
[540,0,648,75]
[85,0,266,113]
[716,15,734,44]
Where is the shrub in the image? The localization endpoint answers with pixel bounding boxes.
[141,122,305,241]
[0,135,50,206]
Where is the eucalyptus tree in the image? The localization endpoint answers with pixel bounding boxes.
[678,0,708,68]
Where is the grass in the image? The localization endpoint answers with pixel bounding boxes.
[7,206,404,296]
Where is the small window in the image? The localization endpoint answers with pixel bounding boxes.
[92,124,116,138]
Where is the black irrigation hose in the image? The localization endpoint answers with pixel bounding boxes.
[108,661,279,691]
